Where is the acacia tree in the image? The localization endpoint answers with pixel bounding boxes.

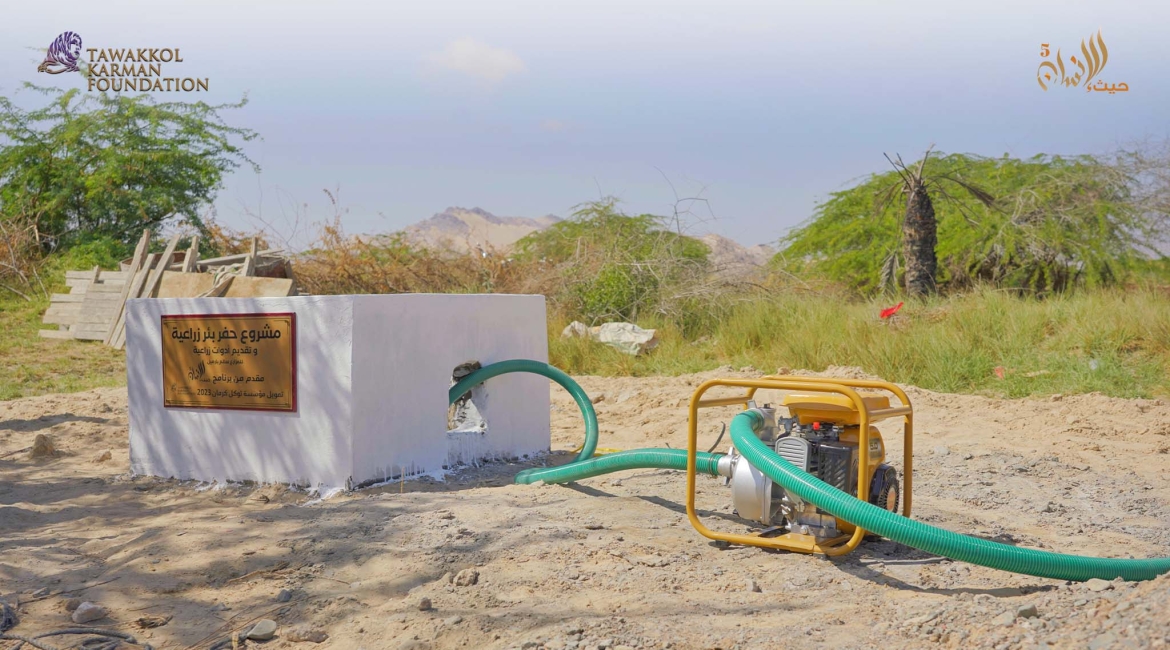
[777,149,1170,295]
[0,84,258,250]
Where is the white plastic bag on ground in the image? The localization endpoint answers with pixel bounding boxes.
[560,320,658,355]
[561,321,591,339]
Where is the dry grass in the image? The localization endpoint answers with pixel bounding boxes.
[294,216,546,296]
[0,213,50,302]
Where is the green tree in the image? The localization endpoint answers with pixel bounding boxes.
[776,151,1169,295]
[0,84,258,249]
[515,198,710,322]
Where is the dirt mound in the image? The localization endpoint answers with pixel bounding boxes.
[2,375,1168,649]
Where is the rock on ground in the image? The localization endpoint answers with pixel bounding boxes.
[70,602,107,624]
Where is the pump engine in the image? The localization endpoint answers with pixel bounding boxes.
[719,393,901,541]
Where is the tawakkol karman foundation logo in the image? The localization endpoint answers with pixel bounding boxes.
[37,31,83,74]
[36,31,210,92]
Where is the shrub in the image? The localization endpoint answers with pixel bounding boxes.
[514,198,711,322]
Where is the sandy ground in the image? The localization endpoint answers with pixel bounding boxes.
[2,366,1169,650]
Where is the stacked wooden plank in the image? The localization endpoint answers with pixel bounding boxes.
[39,230,299,349]
[39,267,132,340]
[106,230,180,349]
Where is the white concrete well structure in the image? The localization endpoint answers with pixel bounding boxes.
[125,294,551,488]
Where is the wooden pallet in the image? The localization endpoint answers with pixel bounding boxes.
[39,266,129,340]
[35,230,176,346]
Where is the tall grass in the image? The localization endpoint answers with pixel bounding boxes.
[550,287,1170,399]
[0,250,127,400]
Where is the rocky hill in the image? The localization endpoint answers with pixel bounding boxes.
[397,207,561,253]
[697,233,774,273]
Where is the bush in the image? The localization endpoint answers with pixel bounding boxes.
[573,263,658,323]
[514,198,712,322]
[51,236,134,272]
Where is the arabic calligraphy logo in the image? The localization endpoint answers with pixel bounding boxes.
[188,360,207,381]
[37,31,84,74]
[1037,30,1128,94]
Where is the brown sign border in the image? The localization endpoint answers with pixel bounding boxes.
[160,312,298,413]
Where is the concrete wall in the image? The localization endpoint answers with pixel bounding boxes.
[350,294,549,485]
[126,294,550,488]
[127,295,356,486]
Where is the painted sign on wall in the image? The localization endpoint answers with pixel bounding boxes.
[161,313,297,411]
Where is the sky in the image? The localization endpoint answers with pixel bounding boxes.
[2,0,1168,249]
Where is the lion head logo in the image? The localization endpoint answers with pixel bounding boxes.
[37,32,83,74]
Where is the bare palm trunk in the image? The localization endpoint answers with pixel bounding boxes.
[902,181,937,296]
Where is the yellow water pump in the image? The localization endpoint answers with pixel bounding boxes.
[687,376,913,556]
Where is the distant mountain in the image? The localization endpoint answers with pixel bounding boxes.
[396,207,561,253]
[698,233,774,272]
[386,207,775,272]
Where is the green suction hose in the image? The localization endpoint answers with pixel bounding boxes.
[728,410,1170,582]
[515,448,723,484]
[449,359,600,463]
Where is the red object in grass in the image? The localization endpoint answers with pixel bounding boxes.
[880,302,904,319]
[994,366,1006,380]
